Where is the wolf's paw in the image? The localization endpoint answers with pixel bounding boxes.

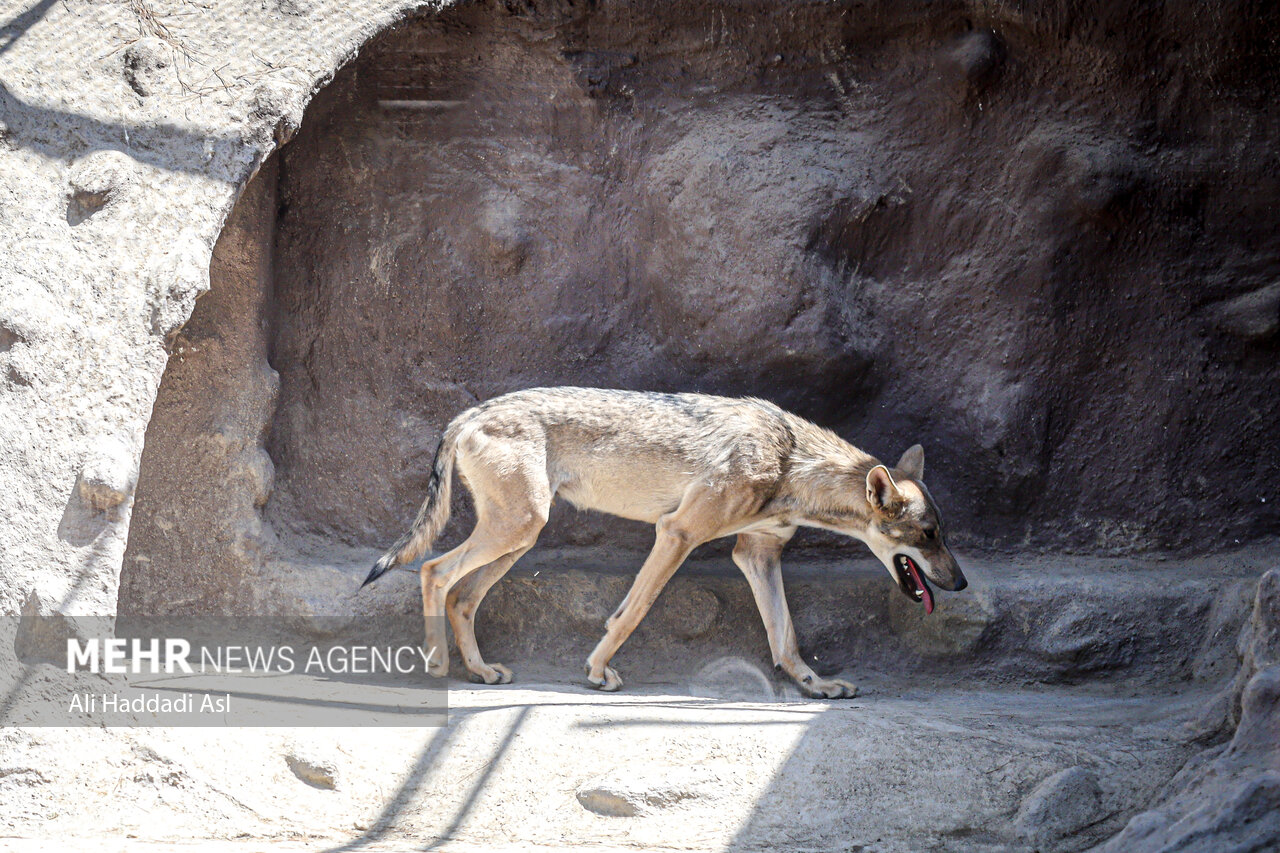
[585,662,623,692]
[468,663,514,685]
[800,676,858,699]
[425,648,449,678]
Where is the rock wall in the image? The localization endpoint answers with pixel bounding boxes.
[1098,569,1280,852]
[0,0,417,671]
[116,159,280,625]
[255,0,1280,567]
[100,0,1280,628]
[0,0,1273,630]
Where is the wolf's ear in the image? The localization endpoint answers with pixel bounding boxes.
[866,465,902,511]
[896,444,924,480]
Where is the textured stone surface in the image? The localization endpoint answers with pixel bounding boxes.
[1014,765,1104,845]
[117,158,281,624]
[0,0,412,699]
[105,0,1280,628]
[1096,571,1280,853]
[0,681,1223,850]
[76,435,138,516]
[246,1,1280,560]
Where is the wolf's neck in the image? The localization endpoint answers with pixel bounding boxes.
[779,416,880,523]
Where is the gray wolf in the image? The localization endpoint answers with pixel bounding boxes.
[362,387,966,698]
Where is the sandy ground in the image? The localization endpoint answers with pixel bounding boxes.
[0,666,1216,853]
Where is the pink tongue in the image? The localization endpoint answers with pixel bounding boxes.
[905,558,934,615]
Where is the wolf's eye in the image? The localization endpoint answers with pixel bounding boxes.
[922,526,937,541]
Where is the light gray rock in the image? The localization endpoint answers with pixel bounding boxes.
[66,151,136,224]
[576,769,706,817]
[1014,765,1104,845]
[77,435,137,515]
[122,37,172,98]
[285,747,339,790]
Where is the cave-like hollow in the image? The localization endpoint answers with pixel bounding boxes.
[118,1,1277,664]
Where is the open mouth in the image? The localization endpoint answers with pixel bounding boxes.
[893,555,934,615]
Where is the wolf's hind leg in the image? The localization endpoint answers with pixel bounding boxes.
[420,517,543,678]
[419,441,550,679]
[732,532,857,699]
[446,546,530,684]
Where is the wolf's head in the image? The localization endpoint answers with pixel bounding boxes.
[859,445,966,614]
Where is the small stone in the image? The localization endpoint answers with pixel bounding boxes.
[576,770,704,817]
[1208,283,1280,342]
[285,749,339,790]
[576,786,640,817]
[123,37,172,97]
[78,436,138,514]
[1015,765,1105,844]
[67,151,136,224]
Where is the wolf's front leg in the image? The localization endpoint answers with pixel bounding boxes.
[585,514,699,690]
[732,532,858,700]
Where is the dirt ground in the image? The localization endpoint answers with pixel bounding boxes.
[5,544,1264,853]
[0,677,1216,852]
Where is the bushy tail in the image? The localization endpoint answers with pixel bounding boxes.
[361,431,457,588]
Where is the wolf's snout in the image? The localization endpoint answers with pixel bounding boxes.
[932,552,966,592]
[936,561,966,592]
